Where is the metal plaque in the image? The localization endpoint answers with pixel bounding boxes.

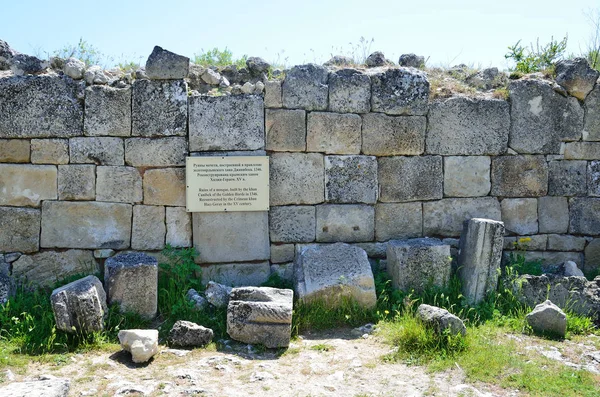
[186,156,270,212]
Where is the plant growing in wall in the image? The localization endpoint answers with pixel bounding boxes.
[505,35,568,74]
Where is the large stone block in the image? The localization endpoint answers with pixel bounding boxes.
[265,109,306,152]
[51,275,107,333]
[569,198,600,235]
[0,139,29,162]
[548,160,587,196]
[294,243,376,307]
[316,204,375,243]
[0,164,57,207]
[269,206,316,243]
[270,153,324,205]
[189,95,264,151]
[501,198,538,235]
[41,201,132,249]
[509,79,583,153]
[143,167,185,206]
[423,197,502,237]
[361,113,426,156]
[166,207,192,248]
[69,137,124,165]
[58,164,95,200]
[0,207,40,253]
[538,196,569,234]
[0,75,84,138]
[564,142,600,159]
[132,79,187,137]
[375,202,422,241]
[124,137,187,167]
[444,156,491,197]
[378,156,442,202]
[427,97,509,155]
[202,262,271,287]
[306,112,362,154]
[370,67,429,115]
[30,139,69,164]
[588,161,600,196]
[584,83,600,141]
[193,211,269,263]
[282,64,329,110]
[325,155,377,204]
[96,166,142,203]
[328,68,371,113]
[131,205,165,251]
[491,156,548,197]
[12,250,98,287]
[84,85,131,137]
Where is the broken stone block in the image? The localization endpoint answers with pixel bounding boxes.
[205,281,232,308]
[282,64,329,110]
[0,206,40,253]
[398,54,425,68]
[118,329,159,363]
[125,137,187,167]
[554,57,599,100]
[30,139,69,164]
[145,46,189,80]
[265,109,306,152]
[370,67,429,115]
[131,205,165,251]
[328,68,371,113]
[417,304,466,336]
[0,139,30,162]
[547,160,587,196]
[375,202,422,241]
[166,207,192,248]
[69,137,124,165]
[491,155,548,197]
[227,287,293,348]
[443,156,491,197]
[12,250,98,288]
[202,262,271,286]
[269,206,316,243]
[423,197,501,237]
[378,156,442,202]
[0,164,57,207]
[143,167,185,206]
[57,165,96,201]
[306,112,362,154]
[50,275,108,333]
[569,198,600,235]
[84,85,131,137]
[169,320,213,347]
[316,204,374,243]
[105,253,158,319]
[501,198,538,235]
[270,153,324,206]
[525,300,567,338]
[132,79,187,137]
[325,155,377,204]
[538,196,569,234]
[96,166,142,203]
[361,113,426,156]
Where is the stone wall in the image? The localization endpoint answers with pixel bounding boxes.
[1,47,600,287]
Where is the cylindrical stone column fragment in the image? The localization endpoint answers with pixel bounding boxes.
[457,218,505,304]
[105,252,158,319]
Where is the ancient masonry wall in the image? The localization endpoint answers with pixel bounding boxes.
[1,61,600,287]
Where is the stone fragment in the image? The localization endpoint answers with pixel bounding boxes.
[554,57,599,100]
[589,161,600,196]
[30,139,69,164]
[84,66,109,85]
[282,64,329,110]
[427,97,509,155]
[270,153,324,205]
[269,206,316,243]
[227,287,293,348]
[585,239,600,274]
[525,300,567,337]
[57,165,96,200]
[63,57,85,79]
[370,67,429,115]
[361,113,426,156]
[0,164,57,207]
[316,204,375,242]
[189,95,264,151]
[0,139,29,162]
[241,82,254,94]
[169,320,213,347]
[387,238,451,293]
[0,207,40,253]
[584,83,600,141]
[547,160,587,196]
[118,329,159,363]
[132,79,187,137]
[423,197,501,237]
[294,243,376,307]
[12,250,98,287]
[186,288,208,311]
[264,80,282,108]
[84,85,131,137]
[501,198,538,235]
[398,54,425,68]
[246,57,270,74]
[306,112,362,154]
[131,205,165,251]
[365,51,388,67]
[328,68,371,113]
[378,156,442,202]
[569,198,600,235]
[145,46,189,79]
[201,68,221,85]
[375,202,422,241]
[96,166,142,203]
[457,218,505,304]
[325,155,377,204]
[10,54,48,75]
[70,137,124,165]
[563,261,584,277]
[265,109,306,152]
[94,249,115,259]
[125,137,187,167]
[41,201,132,249]
[564,142,600,159]
[547,235,587,251]
[50,275,107,333]
[205,281,232,308]
[202,262,271,287]
[105,253,158,319]
[443,156,491,197]
[417,304,466,336]
[166,207,192,248]
[271,244,295,264]
[491,156,548,197]
[538,196,569,234]
[0,377,70,397]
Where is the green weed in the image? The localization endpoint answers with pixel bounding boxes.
[505,35,568,74]
[193,47,247,68]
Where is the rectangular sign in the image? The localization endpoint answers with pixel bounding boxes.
[186,156,270,212]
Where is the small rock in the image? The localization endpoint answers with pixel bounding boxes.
[563,261,585,277]
[249,371,274,382]
[525,300,567,338]
[80,388,98,396]
[365,51,388,67]
[554,57,600,100]
[417,304,466,336]
[118,329,159,363]
[49,57,65,70]
[135,68,148,79]
[231,84,242,95]
[145,45,189,80]
[219,76,230,88]
[398,53,425,68]
[241,82,255,94]
[201,68,221,85]
[324,55,354,66]
[63,57,85,80]
[169,320,214,348]
[205,281,232,308]
[186,288,208,310]
[10,54,48,75]
[351,323,375,336]
[93,249,114,259]
[84,66,109,85]
[254,81,265,94]
[246,57,270,75]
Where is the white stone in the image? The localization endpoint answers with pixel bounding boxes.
[118,329,159,363]
[563,261,584,277]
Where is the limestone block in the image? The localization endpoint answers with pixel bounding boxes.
[361,113,426,156]
[105,253,158,319]
[169,320,213,348]
[145,46,189,79]
[125,137,187,167]
[282,64,329,110]
[131,205,165,251]
[264,80,283,108]
[584,238,600,273]
[96,166,142,203]
[491,156,548,197]
[0,377,71,397]
[265,109,306,152]
[0,206,40,253]
[387,238,451,292]
[132,79,187,137]
[0,164,57,207]
[375,202,422,241]
[509,79,583,153]
[538,196,569,234]
[564,142,600,159]
[271,244,295,264]
[41,201,132,249]
[193,211,269,263]
[270,153,324,205]
[189,95,264,151]
[525,300,566,337]
[443,156,491,197]
[548,160,587,196]
[370,67,429,115]
[325,155,377,204]
[227,287,293,350]
[589,161,600,196]
[520,251,583,267]
[378,156,442,202]
[306,112,362,154]
[427,97,509,155]
[423,197,502,237]
[58,164,96,200]
[504,235,547,251]
[166,207,192,248]
[202,262,271,286]
[316,204,375,243]
[547,234,587,251]
[328,68,371,113]
[84,85,131,136]
[143,167,185,206]
[417,304,466,336]
[69,137,124,165]
[118,329,159,363]
[12,250,98,287]
[51,275,107,333]
[569,198,600,235]
[0,75,83,138]
[457,218,505,304]
[0,139,29,162]
[269,206,316,243]
[584,83,600,141]
[501,198,538,235]
[554,58,599,100]
[294,243,377,307]
[30,138,69,164]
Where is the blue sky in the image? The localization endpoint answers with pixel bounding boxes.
[2,0,599,70]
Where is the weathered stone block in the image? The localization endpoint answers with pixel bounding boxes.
[362,113,426,156]
[328,68,371,113]
[51,275,107,333]
[12,250,98,287]
[271,244,295,264]
[417,304,466,336]
[0,139,29,162]
[125,137,187,167]
[547,234,587,251]
[193,211,269,263]
[84,85,131,136]
[584,238,600,273]
[443,156,491,197]
[0,207,40,253]
[538,196,569,234]
[375,202,422,241]
[325,155,377,204]
[569,198,600,235]
[589,161,600,196]
[189,95,264,151]
[265,109,306,152]
[41,201,132,249]
[0,75,83,138]
[132,205,165,251]
[306,112,362,154]
[491,156,548,197]
[202,262,271,286]
[316,204,375,243]
[270,153,324,205]
[264,80,283,108]
[378,156,442,202]
[204,281,232,307]
[169,320,213,348]
[96,166,142,203]
[30,138,69,164]
[584,84,600,141]
[526,300,567,337]
[564,142,600,159]
[132,79,187,136]
[501,198,538,235]
[427,97,509,155]
[548,160,587,196]
[0,164,57,207]
[145,46,189,80]
[269,206,316,243]
[166,207,192,248]
[282,64,329,110]
[70,137,124,165]
[370,67,429,115]
[143,167,185,206]
[423,197,502,236]
[58,164,95,200]
[554,57,599,100]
